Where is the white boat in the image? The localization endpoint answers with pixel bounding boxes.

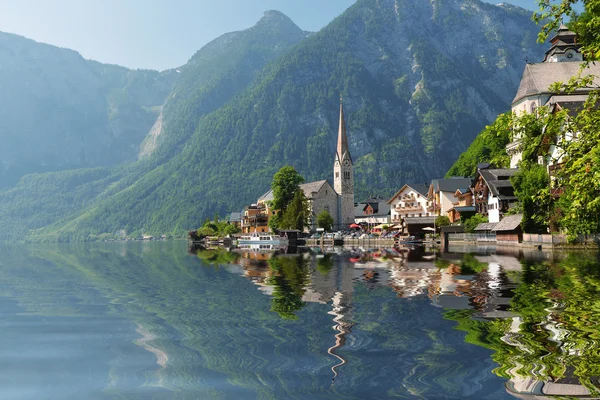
[237,233,289,245]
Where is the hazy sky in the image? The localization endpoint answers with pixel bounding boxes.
[0,0,540,71]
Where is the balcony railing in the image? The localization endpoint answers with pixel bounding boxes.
[396,205,425,213]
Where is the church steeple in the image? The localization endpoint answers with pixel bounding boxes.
[336,95,352,163]
[333,95,354,230]
[544,23,583,62]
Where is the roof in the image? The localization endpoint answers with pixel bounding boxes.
[229,212,242,222]
[492,214,523,232]
[258,180,333,203]
[404,216,436,225]
[478,168,519,197]
[449,206,476,213]
[387,183,429,204]
[513,62,600,104]
[474,222,498,232]
[355,201,390,218]
[431,178,473,193]
[258,189,274,202]
[299,180,330,199]
[440,225,465,234]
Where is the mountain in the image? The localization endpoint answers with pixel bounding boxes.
[0,10,310,242]
[0,32,177,188]
[0,1,545,242]
[140,10,310,159]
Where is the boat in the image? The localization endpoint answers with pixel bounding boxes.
[236,232,289,245]
[237,243,286,252]
[395,236,424,245]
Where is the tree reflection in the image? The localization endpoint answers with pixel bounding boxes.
[447,252,600,396]
[267,255,311,319]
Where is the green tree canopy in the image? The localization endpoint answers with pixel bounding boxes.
[462,214,488,233]
[280,189,309,231]
[271,166,305,213]
[316,210,334,232]
[435,216,450,230]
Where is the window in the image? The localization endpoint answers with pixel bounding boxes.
[336,172,339,178]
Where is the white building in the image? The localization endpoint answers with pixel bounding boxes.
[387,184,430,224]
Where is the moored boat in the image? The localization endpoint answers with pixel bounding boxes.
[237,232,289,245]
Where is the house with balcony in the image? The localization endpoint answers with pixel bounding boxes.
[387,184,430,224]
[241,204,270,234]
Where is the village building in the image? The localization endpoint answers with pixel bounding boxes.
[428,178,473,217]
[473,166,519,223]
[387,184,430,224]
[492,214,523,245]
[507,24,600,169]
[241,203,270,234]
[446,188,475,223]
[354,196,391,226]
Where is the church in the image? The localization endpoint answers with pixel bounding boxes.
[247,99,355,232]
[507,24,600,168]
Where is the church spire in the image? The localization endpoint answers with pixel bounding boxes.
[337,94,351,162]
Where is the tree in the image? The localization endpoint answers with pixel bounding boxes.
[511,164,551,234]
[281,189,309,231]
[463,214,488,233]
[316,210,334,231]
[435,216,450,231]
[271,166,305,212]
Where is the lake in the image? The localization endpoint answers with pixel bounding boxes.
[0,242,599,399]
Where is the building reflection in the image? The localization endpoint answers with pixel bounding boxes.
[194,244,600,398]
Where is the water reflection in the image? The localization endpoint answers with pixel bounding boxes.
[193,244,600,398]
[0,242,599,398]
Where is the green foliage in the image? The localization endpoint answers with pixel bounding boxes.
[316,210,334,232]
[459,254,488,274]
[511,164,550,234]
[196,219,240,238]
[280,189,309,231]
[462,214,488,233]
[446,113,512,177]
[271,166,305,212]
[435,216,450,229]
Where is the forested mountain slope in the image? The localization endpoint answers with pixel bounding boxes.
[19,0,546,241]
[0,11,310,242]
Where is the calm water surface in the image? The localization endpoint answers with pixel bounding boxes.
[0,242,599,399]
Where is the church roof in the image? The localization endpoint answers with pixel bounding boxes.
[300,180,330,199]
[513,62,600,104]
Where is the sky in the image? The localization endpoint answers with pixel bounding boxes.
[0,0,540,71]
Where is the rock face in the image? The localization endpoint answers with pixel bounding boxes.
[0,32,176,188]
[0,0,546,241]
